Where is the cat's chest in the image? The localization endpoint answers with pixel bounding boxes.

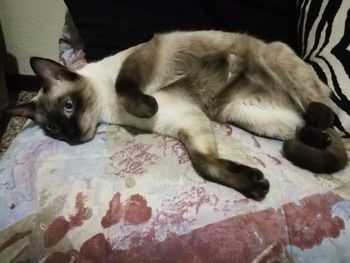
[97,89,121,124]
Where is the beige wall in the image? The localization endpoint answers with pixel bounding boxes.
[0,0,66,75]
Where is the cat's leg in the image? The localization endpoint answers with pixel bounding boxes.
[215,94,304,140]
[215,40,332,141]
[283,103,348,173]
[212,81,330,142]
[120,90,270,200]
[115,42,159,118]
[297,102,334,149]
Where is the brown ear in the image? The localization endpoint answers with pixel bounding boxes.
[3,101,38,121]
[30,57,78,91]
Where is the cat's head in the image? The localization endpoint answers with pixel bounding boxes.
[4,57,99,144]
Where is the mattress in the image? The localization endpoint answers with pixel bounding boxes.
[0,19,350,263]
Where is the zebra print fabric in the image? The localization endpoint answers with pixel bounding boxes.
[297,0,350,136]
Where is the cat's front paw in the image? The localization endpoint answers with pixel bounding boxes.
[124,94,158,118]
[192,156,270,201]
[225,162,269,201]
[238,167,270,201]
[139,94,159,118]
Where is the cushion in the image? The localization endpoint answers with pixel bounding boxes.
[297,0,350,135]
[64,0,297,61]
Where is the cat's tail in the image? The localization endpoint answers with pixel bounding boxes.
[283,128,348,173]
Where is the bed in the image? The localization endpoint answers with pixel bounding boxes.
[1,1,350,262]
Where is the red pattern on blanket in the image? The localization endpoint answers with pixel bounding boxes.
[45,192,344,262]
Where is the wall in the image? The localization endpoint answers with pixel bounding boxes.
[0,0,66,75]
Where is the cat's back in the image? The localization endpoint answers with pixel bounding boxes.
[154,30,242,57]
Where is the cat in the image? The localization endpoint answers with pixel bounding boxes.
[4,30,348,201]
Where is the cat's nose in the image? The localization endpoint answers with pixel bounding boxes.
[67,138,84,146]
[63,127,82,143]
[67,125,79,134]
[65,134,84,145]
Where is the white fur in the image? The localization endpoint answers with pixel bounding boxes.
[219,97,304,140]
[77,48,134,124]
[119,90,217,155]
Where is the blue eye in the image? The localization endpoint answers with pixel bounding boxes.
[46,123,58,132]
[64,98,74,113]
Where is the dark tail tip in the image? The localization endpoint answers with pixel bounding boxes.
[283,138,348,174]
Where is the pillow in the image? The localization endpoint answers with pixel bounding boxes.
[64,0,297,61]
[297,0,350,135]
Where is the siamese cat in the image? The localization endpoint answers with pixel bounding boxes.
[4,30,348,201]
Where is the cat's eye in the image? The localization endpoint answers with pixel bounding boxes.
[63,98,74,113]
[46,123,58,132]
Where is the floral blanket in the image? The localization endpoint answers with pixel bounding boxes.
[0,19,350,263]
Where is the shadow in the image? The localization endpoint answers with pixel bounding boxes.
[0,22,20,141]
[0,22,19,75]
[0,21,21,103]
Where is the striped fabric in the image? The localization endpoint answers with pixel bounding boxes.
[297,0,350,136]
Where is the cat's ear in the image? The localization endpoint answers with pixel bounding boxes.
[30,57,78,90]
[3,101,38,121]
